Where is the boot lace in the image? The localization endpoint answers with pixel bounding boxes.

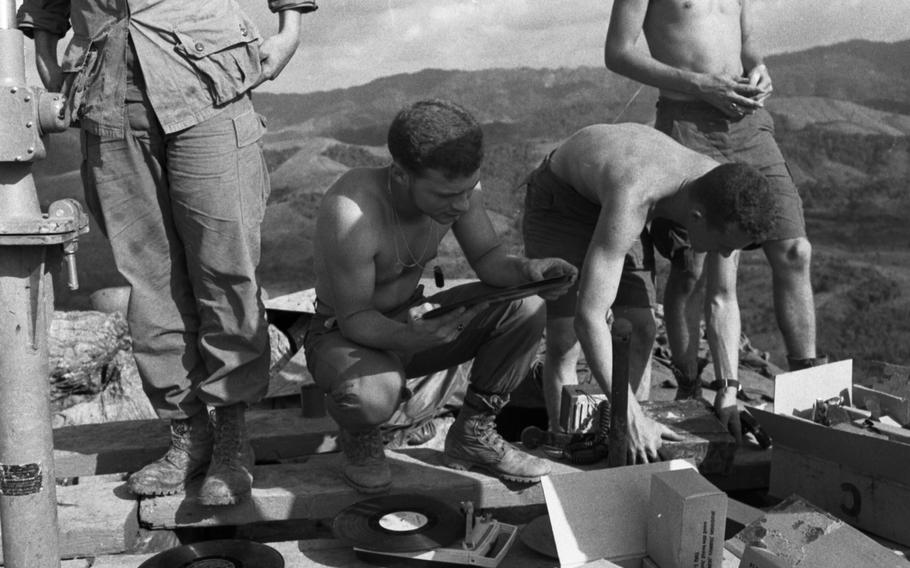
[473,414,507,454]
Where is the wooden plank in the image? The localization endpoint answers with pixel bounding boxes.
[727,495,909,567]
[0,479,138,562]
[768,446,910,547]
[752,407,910,484]
[53,409,339,478]
[137,448,604,529]
[84,535,565,568]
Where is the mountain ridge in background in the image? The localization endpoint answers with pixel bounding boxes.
[37,39,910,370]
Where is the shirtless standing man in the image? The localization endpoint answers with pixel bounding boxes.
[605,0,825,396]
[523,123,781,461]
[305,99,577,493]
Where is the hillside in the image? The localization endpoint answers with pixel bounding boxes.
[34,39,910,372]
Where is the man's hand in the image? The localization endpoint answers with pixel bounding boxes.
[404,302,487,351]
[713,387,742,444]
[255,31,300,87]
[522,258,578,300]
[696,73,764,118]
[626,400,684,464]
[746,63,773,104]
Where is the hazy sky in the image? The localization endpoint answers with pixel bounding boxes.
[247,0,910,94]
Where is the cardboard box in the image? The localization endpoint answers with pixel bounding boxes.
[647,469,727,568]
[752,359,910,547]
[541,459,697,567]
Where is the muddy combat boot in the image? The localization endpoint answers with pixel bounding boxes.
[444,389,551,483]
[339,427,392,494]
[198,403,255,506]
[127,411,212,496]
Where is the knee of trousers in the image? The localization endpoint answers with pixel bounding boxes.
[505,295,546,335]
[325,372,404,430]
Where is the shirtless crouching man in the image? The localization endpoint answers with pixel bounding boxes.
[305,99,577,493]
[523,123,783,461]
[605,0,824,398]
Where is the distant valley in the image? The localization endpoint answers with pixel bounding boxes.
[36,39,910,372]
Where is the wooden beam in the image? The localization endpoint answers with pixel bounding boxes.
[137,449,596,530]
[0,478,138,562]
[769,446,910,547]
[53,410,339,478]
[82,536,566,568]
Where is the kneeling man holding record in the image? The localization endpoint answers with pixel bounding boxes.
[304,99,576,494]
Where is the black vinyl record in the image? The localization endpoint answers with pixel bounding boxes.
[333,494,464,552]
[137,539,284,568]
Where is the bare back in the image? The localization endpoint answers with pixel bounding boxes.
[549,123,716,216]
[643,0,744,99]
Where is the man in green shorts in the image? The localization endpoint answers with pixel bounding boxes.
[605,0,825,395]
[523,123,783,461]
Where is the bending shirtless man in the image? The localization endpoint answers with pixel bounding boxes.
[306,99,576,493]
[523,123,783,461]
[605,0,824,397]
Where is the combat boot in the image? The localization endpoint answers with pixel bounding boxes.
[198,403,255,506]
[444,388,550,483]
[127,411,212,496]
[339,427,392,494]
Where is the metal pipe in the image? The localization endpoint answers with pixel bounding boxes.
[0,0,15,31]
[0,249,60,568]
[0,3,62,566]
[607,318,632,467]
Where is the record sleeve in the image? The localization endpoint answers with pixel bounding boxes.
[421,273,573,320]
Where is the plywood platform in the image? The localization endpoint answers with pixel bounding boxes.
[53,409,338,478]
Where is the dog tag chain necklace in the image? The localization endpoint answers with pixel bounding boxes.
[387,166,437,272]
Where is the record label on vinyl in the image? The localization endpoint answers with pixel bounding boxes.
[333,494,464,552]
[378,510,430,532]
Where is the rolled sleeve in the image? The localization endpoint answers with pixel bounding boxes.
[267,0,317,13]
[16,0,71,38]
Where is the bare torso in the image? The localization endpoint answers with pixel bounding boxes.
[644,0,744,100]
[549,123,716,221]
[314,167,449,316]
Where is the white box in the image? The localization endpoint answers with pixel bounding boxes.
[646,468,727,568]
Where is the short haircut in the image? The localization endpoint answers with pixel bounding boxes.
[387,99,484,178]
[690,162,779,242]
